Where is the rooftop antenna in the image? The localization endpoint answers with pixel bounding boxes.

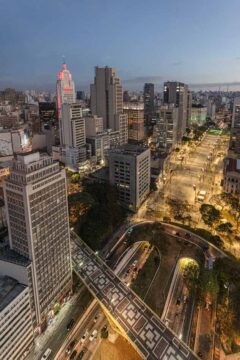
[62,55,66,64]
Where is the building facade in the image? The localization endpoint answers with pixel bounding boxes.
[3,152,72,331]
[123,103,145,143]
[190,105,207,126]
[223,157,240,196]
[153,105,179,149]
[143,83,154,126]
[163,81,190,140]
[109,145,150,211]
[0,275,34,360]
[90,66,128,145]
[60,103,86,167]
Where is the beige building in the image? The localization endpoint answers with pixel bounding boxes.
[123,103,145,143]
[3,152,72,331]
[109,145,150,211]
[90,66,128,145]
[85,115,103,136]
[223,157,240,196]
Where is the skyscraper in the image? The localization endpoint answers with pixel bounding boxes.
[143,83,155,126]
[163,81,189,141]
[3,152,72,331]
[90,66,128,145]
[56,62,76,119]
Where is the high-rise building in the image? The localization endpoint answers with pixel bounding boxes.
[85,115,103,137]
[153,105,179,149]
[232,97,240,128]
[143,83,155,126]
[61,104,85,149]
[163,81,189,140]
[187,91,192,127]
[109,145,150,211]
[3,152,72,331]
[231,97,240,153]
[90,66,128,145]
[39,102,57,125]
[56,62,76,119]
[60,103,86,167]
[123,103,145,143]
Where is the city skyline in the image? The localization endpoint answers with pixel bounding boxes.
[1,0,240,90]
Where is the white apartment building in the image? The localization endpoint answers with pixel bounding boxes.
[109,145,150,211]
[0,275,34,360]
[60,103,86,167]
[3,152,72,331]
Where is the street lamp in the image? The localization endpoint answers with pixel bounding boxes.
[193,184,197,202]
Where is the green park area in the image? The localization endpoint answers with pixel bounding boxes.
[68,182,127,250]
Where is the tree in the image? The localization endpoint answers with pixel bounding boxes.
[182,261,199,291]
[200,204,221,226]
[198,268,219,302]
[217,222,233,234]
[166,197,189,220]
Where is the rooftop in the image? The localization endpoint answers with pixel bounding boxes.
[0,244,31,267]
[0,275,26,312]
[225,157,240,173]
[109,144,149,157]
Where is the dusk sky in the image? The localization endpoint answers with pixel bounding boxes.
[1,0,240,91]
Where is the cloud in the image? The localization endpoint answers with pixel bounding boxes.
[123,75,163,85]
[172,61,182,66]
[189,81,240,89]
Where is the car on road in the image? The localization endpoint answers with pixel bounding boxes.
[185,233,191,239]
[77,348,87,360]
[89,329,98,341]
[101,325,108,332]
[93,314,98,323]
[176,298,181,306]
[41,349,52,360]
[132,260,138,267]
[66,340,76,354]
[67,319,75,331]
[80,331,89,344]
[70,350,77,360]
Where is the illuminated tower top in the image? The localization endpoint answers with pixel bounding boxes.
[56,62,76,118]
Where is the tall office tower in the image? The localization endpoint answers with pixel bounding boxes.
[143,83,155,126]
[3,152,72,331]
[231,97,240,153]
[90,66,128,145]
[163,81,189,140]
[187,91,192,127]
[60,103,86,166]
[109,145,150,211]
[56,62,76,119]
[123,103,145,143]
[154,105,179,149]
[232,97,240,128]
